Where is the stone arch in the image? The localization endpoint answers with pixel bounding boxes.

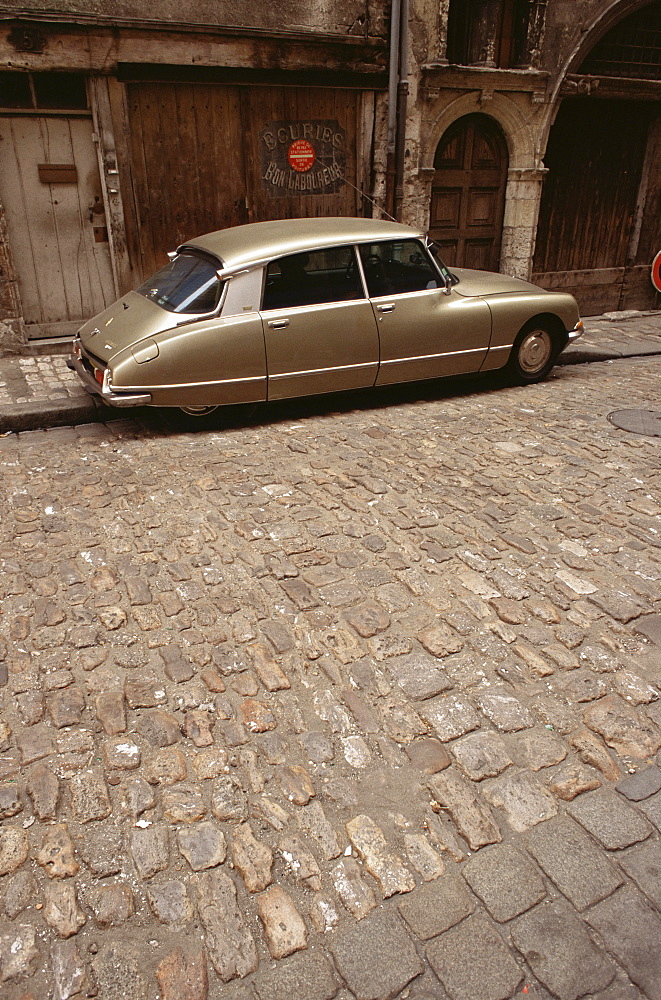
[420,92,544,278]
[548,0,658,122]
[422,90,539,173]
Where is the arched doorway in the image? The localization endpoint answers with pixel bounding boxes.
[429,113,508,273]
[533,2,661,313]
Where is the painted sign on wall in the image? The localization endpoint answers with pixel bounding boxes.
[260,120,346,196]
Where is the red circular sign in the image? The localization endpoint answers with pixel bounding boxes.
[652,250,661,293]
[288,139,315,173]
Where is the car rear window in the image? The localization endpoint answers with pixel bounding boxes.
[137,253,223,314]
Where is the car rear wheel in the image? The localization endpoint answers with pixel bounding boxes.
[508,321,558,384]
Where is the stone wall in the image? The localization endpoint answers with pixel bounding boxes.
[0,197,26,355]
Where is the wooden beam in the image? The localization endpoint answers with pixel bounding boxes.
[561,74,661,101]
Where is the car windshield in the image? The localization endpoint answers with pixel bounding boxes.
[137,252,223,314]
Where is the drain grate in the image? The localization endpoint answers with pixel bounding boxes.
[608,409,661,436]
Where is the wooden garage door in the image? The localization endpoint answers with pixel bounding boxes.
[532,98,656,313]
[125,82,363,281]
[429,113,508,273]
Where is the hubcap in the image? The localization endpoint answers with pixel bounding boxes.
[180,405,218,416]
[518,329,552,374]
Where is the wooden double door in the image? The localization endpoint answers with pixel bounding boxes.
[532,97,661,313]
[122,82,365,283]
[429,113,508,273]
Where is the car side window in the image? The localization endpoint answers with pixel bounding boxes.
[359,240,441,298]
[263,246,364,311]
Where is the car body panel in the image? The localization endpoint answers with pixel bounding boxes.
[372,287,492,384]
[262,298,379,399]
[69,217,583,410]
[111,313,267,407]
[483,290,581,370]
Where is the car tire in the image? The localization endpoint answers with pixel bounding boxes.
[157,405,223,431]
[166,401,260,432]
[507,320,559,384]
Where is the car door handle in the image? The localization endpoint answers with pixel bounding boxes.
[377,303,395,313]
[268,319,289,329]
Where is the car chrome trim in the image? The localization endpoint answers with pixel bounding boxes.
[113,375,266,391]
[486,344,513,353]
[67,353,152,407]
[380,347,487,366]
[269,362,377,380]
[567,320,584,341]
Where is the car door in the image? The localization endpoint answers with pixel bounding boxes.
[260,245,379,400]
[358,239,492,385]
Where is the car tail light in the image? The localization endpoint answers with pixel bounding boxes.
[94,367,104,386]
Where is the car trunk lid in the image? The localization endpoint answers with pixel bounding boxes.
[77,291,178,364]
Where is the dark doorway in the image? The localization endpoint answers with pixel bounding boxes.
[429,113,508,272]
[532,97,658,313]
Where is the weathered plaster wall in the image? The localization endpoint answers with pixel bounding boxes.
[0,25,386,75]
[0,0,389,38]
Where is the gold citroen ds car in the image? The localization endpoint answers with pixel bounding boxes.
[68,217,583,416]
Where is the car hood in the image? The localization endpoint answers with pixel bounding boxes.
[77,291,178,363]
[451,268,545,297]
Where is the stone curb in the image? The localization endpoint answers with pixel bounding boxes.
[558,344,661,365]
[0,394,111,434]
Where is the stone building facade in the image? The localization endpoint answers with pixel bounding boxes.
[0,0,659,354]
[406,0,661,315]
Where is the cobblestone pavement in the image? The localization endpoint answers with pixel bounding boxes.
[0,355,82,408]
[1,354,660,1000]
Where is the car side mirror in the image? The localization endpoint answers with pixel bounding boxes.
[444,273,453,296]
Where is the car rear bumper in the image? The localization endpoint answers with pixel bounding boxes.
[567,320,585,341]
[67,354,152,408]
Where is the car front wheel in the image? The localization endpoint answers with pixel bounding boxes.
[508,321,558,384]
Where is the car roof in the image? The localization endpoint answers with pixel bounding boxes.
[180,217,423,271]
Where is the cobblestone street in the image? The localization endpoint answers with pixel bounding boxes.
[1,354,660,1000]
